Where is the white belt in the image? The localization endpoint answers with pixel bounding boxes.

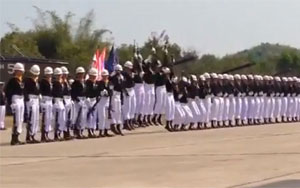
[63,95,71,100]
[12,95,24,99]
[167,92,173,96]
[88,97,97,101]
[42,96,52,100]
[54,97,63,101]
[126,87,134,92]
[29,94,39,99]
[78,96,86,100]
[113,91,121,95]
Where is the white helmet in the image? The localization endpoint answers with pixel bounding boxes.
[241,75,247,80]
[30,65,40,76]
[54,67,63,75]
[199,75,206,81]
[88,67,98,76]
[203,72,210,79]
[13,62,25,72]
[115,64,123,71]
[61,66,69,74]
[228,75,234,80]
[124,61,133,69]
[211,73,218,79]
[76,67,85,74]
[218,74,224,79]
[282,77,288,82]
[288,77,293,82]
[190,75,197,81]
[102,69,109,76]
[234,74,241,80]
[274,76,281,82]
[44,67,53,75]
[293,76,298,81]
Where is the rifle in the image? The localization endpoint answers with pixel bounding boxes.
[221,62,255,74]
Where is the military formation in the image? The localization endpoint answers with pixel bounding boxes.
[1,48,300,146]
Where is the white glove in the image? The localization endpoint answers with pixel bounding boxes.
[101,90,108,96]
[110,71,116,77]
[139,72,145,78]
[178,94,183,98]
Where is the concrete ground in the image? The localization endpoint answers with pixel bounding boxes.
[0,119,300,188]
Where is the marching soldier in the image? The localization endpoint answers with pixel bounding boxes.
[110,64,124,135]
[187,75,201,130]
[52,67,66,141]
[0,82,6,130]
[40,67,53,142]
[61,66,73,140]
[86,68,98,138]
[164,67,175,131]
[6,63,26,145]
[122,61,136,130]
[97,69,114,137]
[24,65,41,143]
[71,67,87,139]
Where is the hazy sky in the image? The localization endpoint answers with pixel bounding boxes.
[1,0,300,56]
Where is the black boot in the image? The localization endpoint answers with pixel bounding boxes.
[31,135,40,144]
[165,121,171,132]
[116,124,124,136]
[104,129,113,137]
[110,124,119,135]
[10,134,25,146]
[147,115,153,125]
[157,115,163,125]
[152,114,158,125]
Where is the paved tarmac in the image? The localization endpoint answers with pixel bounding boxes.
[0,120,300,188]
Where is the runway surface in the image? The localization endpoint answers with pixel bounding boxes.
[1,121,300,188]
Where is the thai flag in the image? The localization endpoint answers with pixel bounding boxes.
[92,48,106,80]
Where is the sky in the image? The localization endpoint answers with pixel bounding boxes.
[1,0,300,56]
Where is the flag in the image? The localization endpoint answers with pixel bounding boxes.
[105,45,118,73]
[92,48,106,80]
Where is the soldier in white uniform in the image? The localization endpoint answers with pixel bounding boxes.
[0,82,6,130]
[40,67,54,142]
[23,65,41,143]
[5,63,26,145]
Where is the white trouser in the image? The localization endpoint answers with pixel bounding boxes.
[259,96,265,120]
[174,102,185,125]
[86,97,97,130]
[254,96,261,119]
[181,103,193,124]
[241,97,248,120]
[235,96,242,119]
[40,96,53,132]
[204,96,212,123]
[143,84,155,115]
[264,96,271,119]
[281,97,288,117]
[111,92,122,125]
[165,93,175,121]
[0,105,5,129]
[154,85,167,114]
[228,95,236,121]
[72,97,87,130]
[274,97,282,119]
[218,97,224,121]
[188,98,201,123]
[10,95,24,134]
[134,83,145,115]
[196,98,207,123]
[223,97,230,121]
[123,88,136,120]
[26,96,40,136]
[211,96,220,121]
[297,96,300,118]
[54,98,66,132]
[97,97,110,130]
[64,96,73,130]
[247,96,255,119]
[270,97,276,119]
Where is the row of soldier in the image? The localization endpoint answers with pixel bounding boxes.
[2,50,300,145]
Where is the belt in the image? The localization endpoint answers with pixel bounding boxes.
[12,95,24,99]
[88,97,97,101]
[63,95,71,99]
[29,94,39,99]
[42,96,52,100]
[78,96,86,100]
[114,91,121,95]
[54,97,63,101]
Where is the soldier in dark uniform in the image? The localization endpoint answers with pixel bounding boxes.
[109,64,125,135]
[71,67,87,139]
[86,68,99,138]
[5,63,26,145]
[0,82,6,130]
[52,67,66,141]
[164,67,175,131]
[23,65,41,143]
[96,69,114,137]
[39,67,53,142]
[61,66,73,140]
